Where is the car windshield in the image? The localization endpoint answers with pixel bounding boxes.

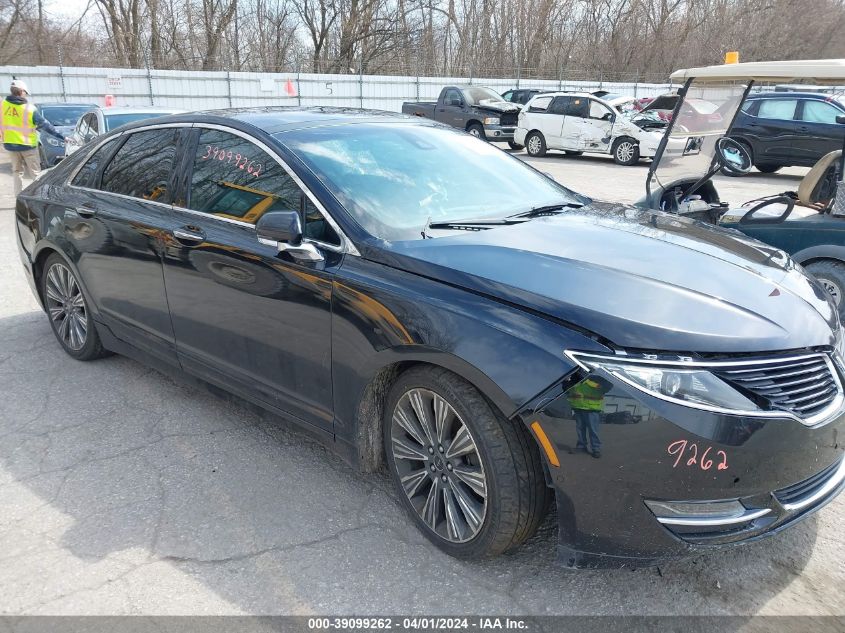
[464,87,505,105]
[652,82,746,190]
[105,112,172,131]
[279,123,583,241]
[39,106,90,127]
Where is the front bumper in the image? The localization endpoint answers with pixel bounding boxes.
[524,360,845,568]
[484,124,516,141]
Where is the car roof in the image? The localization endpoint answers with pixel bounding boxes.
[747,91,844,100]
[114,106,419,135]
[36,102,96,107]
[670,59,845,84]
[96,106,185,115]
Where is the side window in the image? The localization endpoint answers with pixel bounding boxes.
[528,95,553,112]
[801,100,842,124]
[502,91,514,102]
[444,89,462,105]
[756,99,798,120]
[88,114,99,135]
[565,97,589,118]
[547,96,570,115]
[71,139,118,189]
[187,128,340,245]
[588,100,612,120]
[101,128,178,201]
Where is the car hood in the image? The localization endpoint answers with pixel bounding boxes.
[376,203,838,353]
[474,100,522,114]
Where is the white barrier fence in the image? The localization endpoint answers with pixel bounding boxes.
[0,65,674,112]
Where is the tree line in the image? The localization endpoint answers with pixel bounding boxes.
[2,0,845,80]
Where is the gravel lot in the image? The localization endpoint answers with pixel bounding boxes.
[0,151,842,616]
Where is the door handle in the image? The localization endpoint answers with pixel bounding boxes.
[75,205,97,218]
[172,226,205,244]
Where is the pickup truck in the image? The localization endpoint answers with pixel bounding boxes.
[402,86,523,147]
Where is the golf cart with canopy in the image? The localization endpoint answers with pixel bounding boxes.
[638,60,845,318]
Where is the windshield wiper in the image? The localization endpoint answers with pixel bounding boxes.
[508,202,583,219]
[426,217,526,231]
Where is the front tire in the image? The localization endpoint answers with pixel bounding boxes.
[755,163,782,174]
[612,137,639,165]
[525,131,547,157]
[41,254,109,361]
[467,123,487,141]
[805,260,845,321]
[508,141,524,151]
[384,366,550,559]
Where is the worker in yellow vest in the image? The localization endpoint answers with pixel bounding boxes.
[567,377,611,458]
[2,79,66,195]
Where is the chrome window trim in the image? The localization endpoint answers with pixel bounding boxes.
[566,350,845,427]
[190,123,358,256]
[779,456,845,512]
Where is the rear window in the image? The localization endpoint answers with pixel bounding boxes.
[101,128,178,201]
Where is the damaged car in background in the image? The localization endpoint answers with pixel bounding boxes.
[515,91,663,164]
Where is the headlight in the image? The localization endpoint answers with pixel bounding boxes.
[46,137,63,147]
[567,352,761,415]
[482,117,500,126]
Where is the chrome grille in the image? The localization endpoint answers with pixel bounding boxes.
[714,354,841,420]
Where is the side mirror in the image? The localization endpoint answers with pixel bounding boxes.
[837,115,845,124]
[257,211,324,262]
[448,98,462,107]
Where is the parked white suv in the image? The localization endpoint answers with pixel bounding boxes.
[515,92,662,165]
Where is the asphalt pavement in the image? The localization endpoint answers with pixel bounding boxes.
[0,153,843,616]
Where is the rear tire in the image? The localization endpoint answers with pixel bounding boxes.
[612,137,639,165]
[467,123,487,141]
[41,254,110,361]
[384,366,550,559]
[525,132,547,157]
[805,260,845,321]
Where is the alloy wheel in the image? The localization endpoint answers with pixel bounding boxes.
[44,262,88,351]
[818,277,842,305]
[616,141,635,163]
[390,388,488,543]
[527,135,541,155]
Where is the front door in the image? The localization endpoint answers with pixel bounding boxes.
[578,99,615,153]
[63,127,184,364]
[160,127,342,432]
[438,88,466,128]
[793,99,845,164]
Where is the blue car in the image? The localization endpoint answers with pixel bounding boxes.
[35,102,96,168]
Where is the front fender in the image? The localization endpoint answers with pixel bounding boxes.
[791,244,845,265]
[330,256,609,438]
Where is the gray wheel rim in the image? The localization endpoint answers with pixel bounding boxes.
[45,262,88,351]
[469,127,481,137]
[527,135,541,155]
[617,141,635,162]
[817,276,842,305]
[390,388,488,543]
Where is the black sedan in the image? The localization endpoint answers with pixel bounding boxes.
[14,108,845,567]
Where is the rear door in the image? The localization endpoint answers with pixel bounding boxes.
[524,95,564,146]
[559,95,591,150]
[745,97,801,163]
[64,126,185,364]
[160,126,342,432]
[793,99,845,164]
